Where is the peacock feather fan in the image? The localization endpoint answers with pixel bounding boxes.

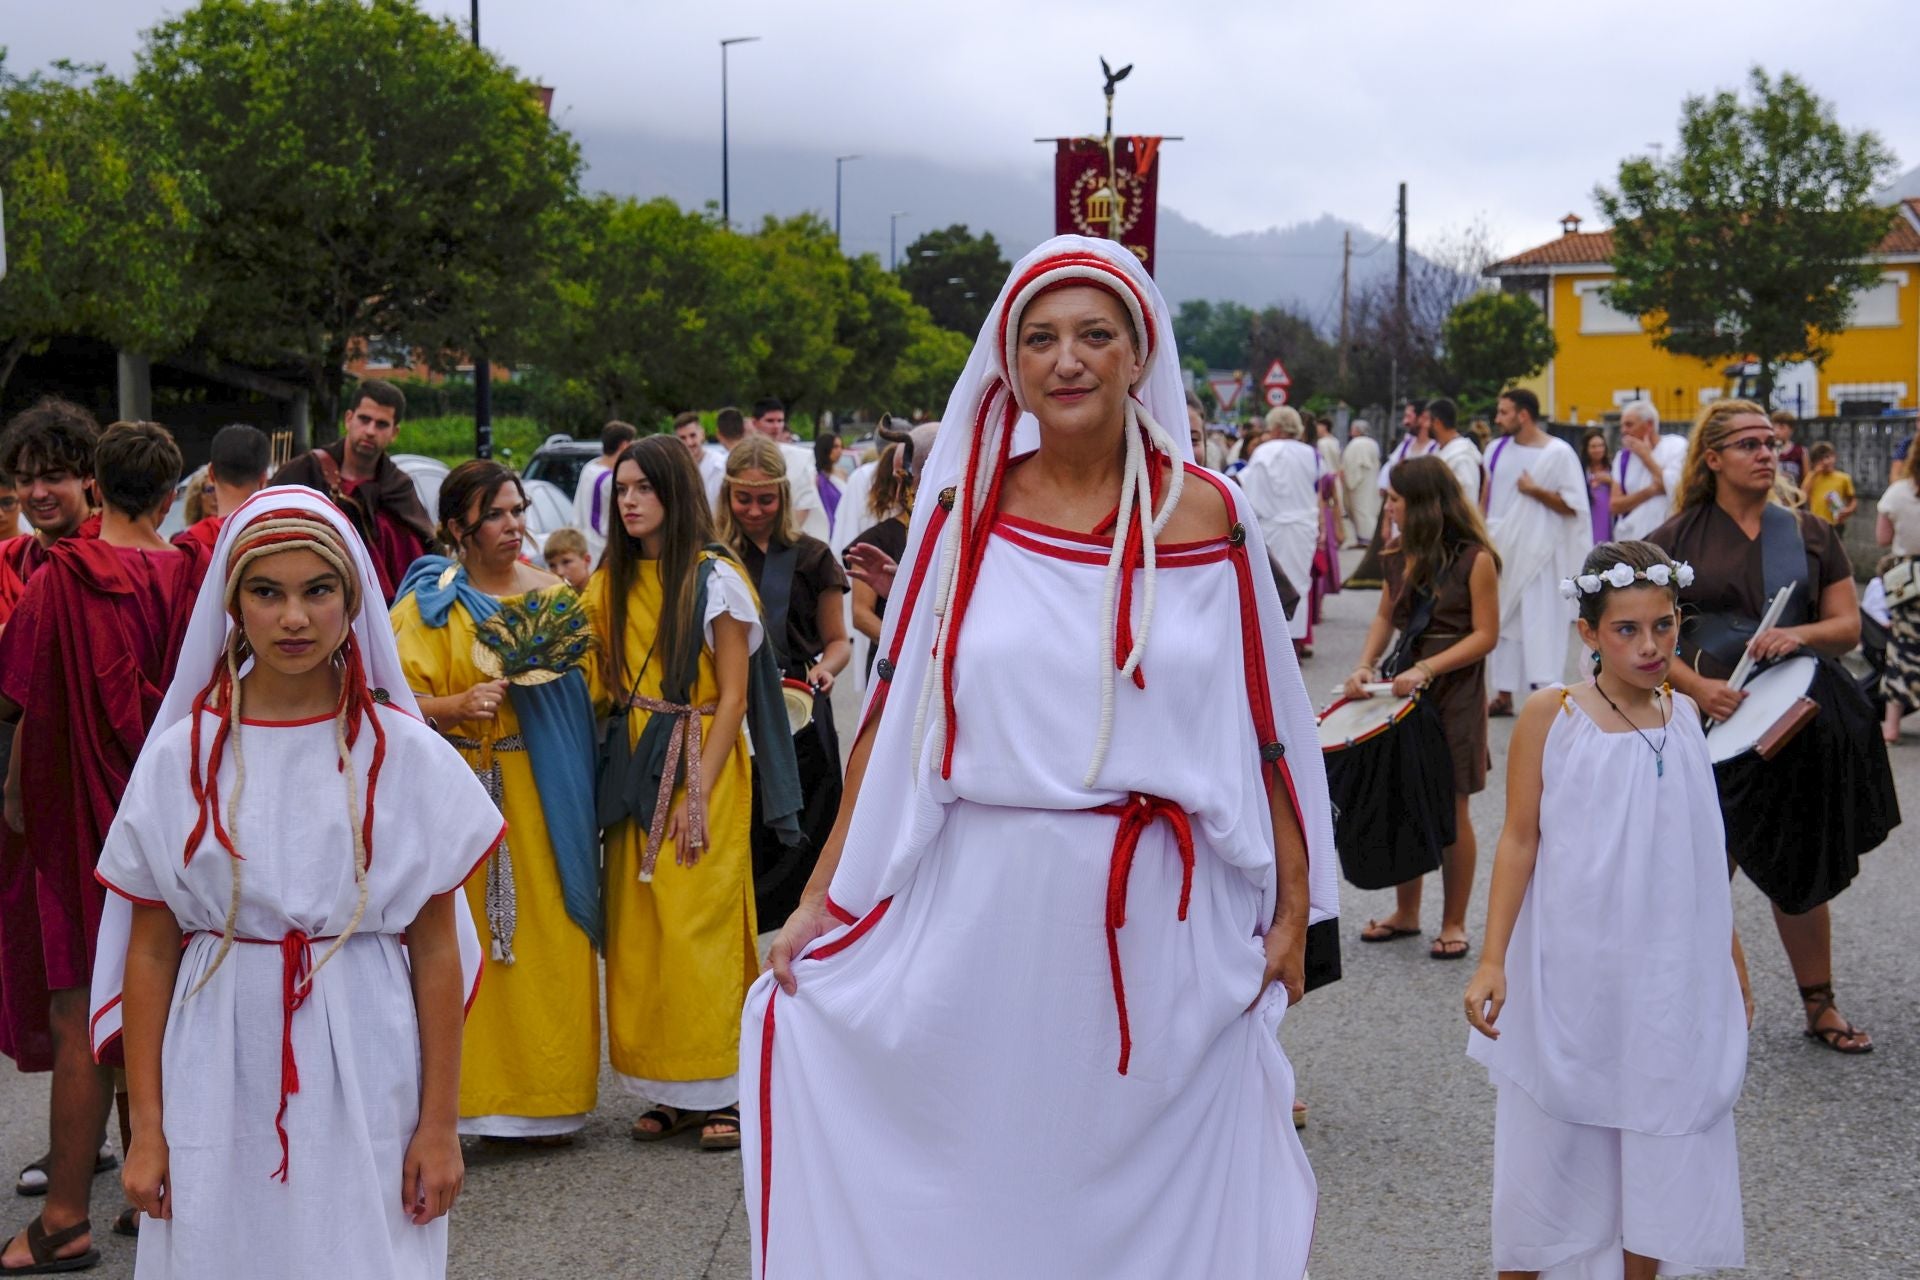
[472,587,598,686]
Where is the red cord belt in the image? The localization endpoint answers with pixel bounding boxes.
[197,930,336,1182]
[1092,793,1196,1076]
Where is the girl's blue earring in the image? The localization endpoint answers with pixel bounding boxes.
[1591,649,1603,674]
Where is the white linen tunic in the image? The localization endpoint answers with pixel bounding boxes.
[94,706,502,1280]
[1241,437,1321,635]
[1469,690,1746,1277]
[742,507,1318,1279]
[1485,436,1591,690]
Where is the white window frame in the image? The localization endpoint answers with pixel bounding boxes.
[1843,270,1907,330]
[1574,280,1641,335]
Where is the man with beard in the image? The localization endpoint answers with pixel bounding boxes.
[271,380,435,600]
[673,411,724,511]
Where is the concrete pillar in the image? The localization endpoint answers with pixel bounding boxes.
[116,351,151,422]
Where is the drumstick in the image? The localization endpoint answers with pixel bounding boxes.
[1708,584,1795,728]
[1329,682,1396,697]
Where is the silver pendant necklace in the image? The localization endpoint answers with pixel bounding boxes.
[1592,679,1670,777]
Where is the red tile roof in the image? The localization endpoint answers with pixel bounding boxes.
[1487,199,1920,275]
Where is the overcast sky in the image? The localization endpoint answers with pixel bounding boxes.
[7,0,1916,257]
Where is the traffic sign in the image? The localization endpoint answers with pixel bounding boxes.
[1265,386,1289,407]
[1261,358,1291,388]
[1207,371,1248,412]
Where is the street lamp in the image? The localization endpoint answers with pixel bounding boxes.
[470,0,491,459]
[834,154,862,248]
[889,210,909,270]
[720,36,760,229]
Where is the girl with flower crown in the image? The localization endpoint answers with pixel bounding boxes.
[391,460,604,1146]
[87,487,503,1277]
[1465,538,1752,1280]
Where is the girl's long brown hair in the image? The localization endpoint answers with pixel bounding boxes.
[602,435,729,693]
[1389,454,1501,592]
[866,443,909,521]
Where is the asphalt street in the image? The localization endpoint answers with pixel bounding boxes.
[1,548,1914,1278]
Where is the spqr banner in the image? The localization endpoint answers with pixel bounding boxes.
[1054,136,1161,276]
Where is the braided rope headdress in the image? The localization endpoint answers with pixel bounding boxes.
[909,247,1186,788]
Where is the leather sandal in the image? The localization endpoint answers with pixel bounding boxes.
[630,1105,701,1143]
[0,1216,99,1274]
[1800,982,1872,1054]
[699,1105,742,1152]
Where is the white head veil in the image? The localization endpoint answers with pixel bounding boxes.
[834,236,1338,933]
[154,485,421,732]
[90,487,483,1060]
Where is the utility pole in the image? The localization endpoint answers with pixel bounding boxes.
[1338,228,1351,383]
[834,154,862,247]
[889,210,909,271]
[470,0,491,460]
[1393,181,1408,415]
[720,37,761,229]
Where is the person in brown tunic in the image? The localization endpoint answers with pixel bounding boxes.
[1648,399,1897,1056]
[1344,455,1501,959]
[715,436,852,931]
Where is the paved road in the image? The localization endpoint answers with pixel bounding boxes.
[2,550,1914,1277]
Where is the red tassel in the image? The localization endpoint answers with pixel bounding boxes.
[270,931,315,1181]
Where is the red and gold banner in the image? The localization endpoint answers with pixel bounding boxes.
[1054,135,1161,276]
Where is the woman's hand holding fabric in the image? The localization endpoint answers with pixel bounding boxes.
[1464,964,1505,1039]
[1251,920,1305,1010]
[767,898,842,996]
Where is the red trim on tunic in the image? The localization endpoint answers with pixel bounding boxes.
[823,895,858,926]
[237,711,339,728]
[93,870,166,910]
[857,504,950,738]
[757,894,895,1273]
[989,519,1229,568]
[88,996,122,1052]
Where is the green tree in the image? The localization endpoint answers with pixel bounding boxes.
[133,0,581,429]
[0,58,207,394]
[1441,291,1557,403]
[1173,299,1256,371]
[896,224,1009,336]
[1595,67,1897,406]
[835,253,968,416]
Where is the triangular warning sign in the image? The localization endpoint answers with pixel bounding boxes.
[1262,359,1292,388]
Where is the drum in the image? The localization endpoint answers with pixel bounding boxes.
[781,678,816,734]
[1705,655,1816,765]
[1319,692,1455,890]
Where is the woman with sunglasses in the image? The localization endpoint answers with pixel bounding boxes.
[1648,399,1896,1057]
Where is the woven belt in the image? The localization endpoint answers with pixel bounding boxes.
[445,734,526,963]
[623,695,718,882]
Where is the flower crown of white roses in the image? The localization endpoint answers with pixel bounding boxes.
[1559,560,1694,600]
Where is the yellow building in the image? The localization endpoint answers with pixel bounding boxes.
[1484,200,1920,423]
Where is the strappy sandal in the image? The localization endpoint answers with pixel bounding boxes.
[699,1105,742,1152]
[15,1147,116,1198]
[0,1217,99,1274]
[110,1207,138,1239]
[630,1105,701,1143]
[1800,983,1873,1054]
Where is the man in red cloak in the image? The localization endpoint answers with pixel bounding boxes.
[0,421,204,1271]
[0,400,102,1090]
[270,379,435,600]
[172,422,273,555]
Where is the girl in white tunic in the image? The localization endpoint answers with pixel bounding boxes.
[88,489,501,1279]
[741,237,1341,1278]
[1466,539,1752,1280]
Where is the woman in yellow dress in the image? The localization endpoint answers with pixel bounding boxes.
[586,436,803,1151]
[392,460,603,1142]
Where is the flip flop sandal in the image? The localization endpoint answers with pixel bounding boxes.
[15,1148,116,1198]
[0,1217,99,1274]
[630,1106,701,1143]
[699,1106,742,1152]
[111,1208,138,1240]
[1429,938,1471,961]
[1359,921,1420,943]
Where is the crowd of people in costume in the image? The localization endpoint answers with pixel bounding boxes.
[0,233,1904,1278]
